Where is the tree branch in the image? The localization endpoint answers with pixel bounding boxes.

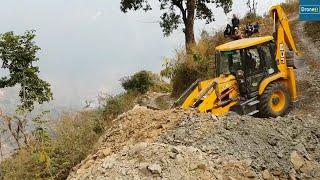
[172,0,186,23]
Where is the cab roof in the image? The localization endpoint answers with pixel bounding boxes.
[215,36,274,51]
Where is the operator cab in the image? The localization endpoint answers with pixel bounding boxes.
[215,38,279,99]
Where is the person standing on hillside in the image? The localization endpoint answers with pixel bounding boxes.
[231,14,240,29]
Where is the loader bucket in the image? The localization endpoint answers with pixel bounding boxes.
[177,74,240,116]
[181,79,217,112]
[173,79,201,107]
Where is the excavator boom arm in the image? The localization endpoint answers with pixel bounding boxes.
[270,5,299,55]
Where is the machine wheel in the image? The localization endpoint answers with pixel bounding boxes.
[259,82,290,117]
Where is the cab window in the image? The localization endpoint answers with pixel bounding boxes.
[217,50,242,75]
[258,43,278,74]
[244,48,263,75]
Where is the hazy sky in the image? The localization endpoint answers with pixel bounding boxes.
[0,0,284,110]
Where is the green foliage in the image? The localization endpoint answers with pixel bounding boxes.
[121,70,154,94]
[120,0,233,37]
[120,0,151,12]
[0,30,53,112]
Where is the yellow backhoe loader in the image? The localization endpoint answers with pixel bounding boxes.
[175,5,303,117]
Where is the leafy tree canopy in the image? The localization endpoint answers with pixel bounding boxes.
[120,0,233,37]
[0,30,53,112]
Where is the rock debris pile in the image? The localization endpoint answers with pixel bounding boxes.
[68,106,320,179]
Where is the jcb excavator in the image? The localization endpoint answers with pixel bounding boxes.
[175,5,303,117]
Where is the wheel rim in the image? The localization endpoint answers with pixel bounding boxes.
[269,90,286,113]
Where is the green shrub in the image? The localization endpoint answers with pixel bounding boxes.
[121,70,154,94]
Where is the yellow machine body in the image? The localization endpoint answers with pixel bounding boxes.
[181,74,239,115]
[179,5,301,116]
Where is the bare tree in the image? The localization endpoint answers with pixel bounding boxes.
[246,0,258,15]
[0,112,30,149]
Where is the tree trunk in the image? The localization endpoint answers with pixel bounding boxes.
[185,0,196,53]
[185,21,195,53]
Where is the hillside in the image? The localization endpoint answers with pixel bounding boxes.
[67,20,320,179]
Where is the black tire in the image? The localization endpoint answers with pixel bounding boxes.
[259,82,290,118]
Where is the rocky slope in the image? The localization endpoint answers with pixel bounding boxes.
[68,21,320,179]
[68,105,320,179]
